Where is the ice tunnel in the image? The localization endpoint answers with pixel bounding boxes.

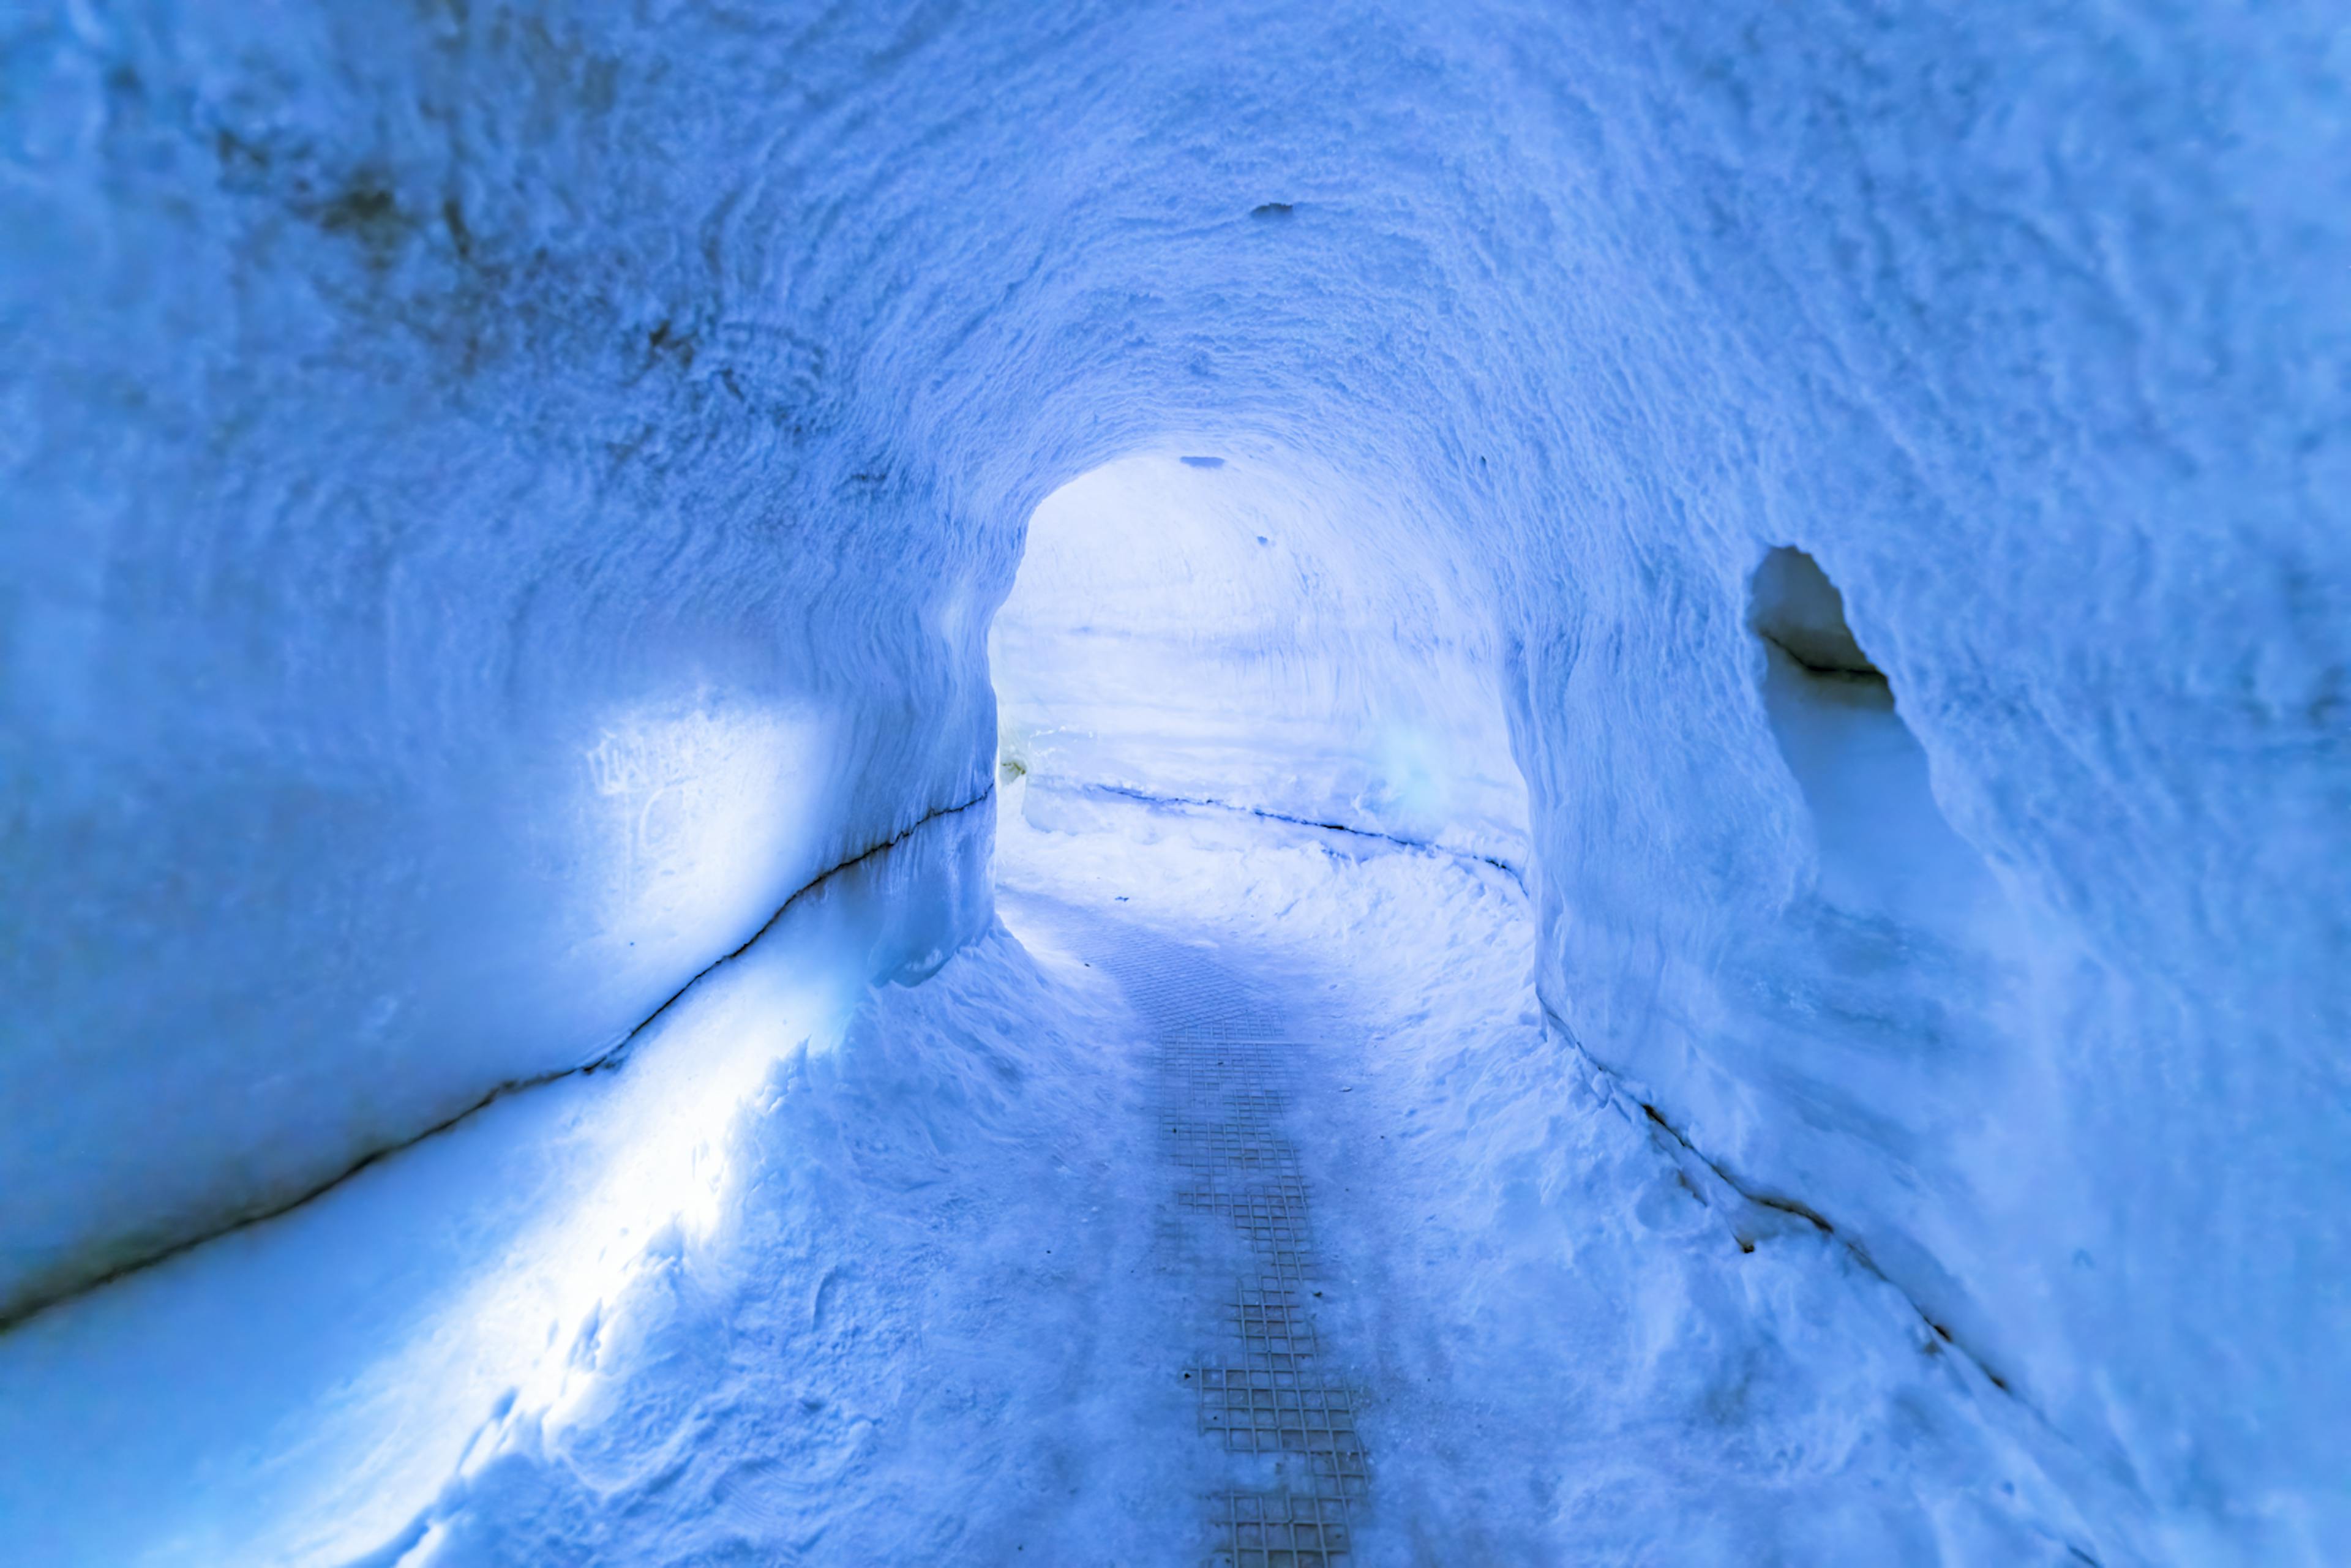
[2,3,2345,1564]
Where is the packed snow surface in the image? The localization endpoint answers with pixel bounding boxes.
[0,796,997,1566]
[4,1,2347,1561]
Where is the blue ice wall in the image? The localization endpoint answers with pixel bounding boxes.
[4,2,2344,1556]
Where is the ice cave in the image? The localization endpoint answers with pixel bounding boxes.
[1,4,2345,1564]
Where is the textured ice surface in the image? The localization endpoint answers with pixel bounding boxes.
[1007,788,2120,1564]
[4,1,2347,1558]
[0,799,997,1566]
[0,792,2112,1563]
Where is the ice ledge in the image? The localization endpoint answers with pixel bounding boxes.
[1052,779,1529,890]
[1541,999,2132,1567]
[0,787,997,1337]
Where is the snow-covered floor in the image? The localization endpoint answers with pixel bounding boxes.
[2,786,2128,1565]
[992,787,2116,1565]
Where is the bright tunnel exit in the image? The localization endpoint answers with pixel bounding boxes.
[989,450,1529,866]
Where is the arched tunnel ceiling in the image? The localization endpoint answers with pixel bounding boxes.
[2,1,2346,1555]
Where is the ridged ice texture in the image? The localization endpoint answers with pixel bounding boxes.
[3,2,2345,1554]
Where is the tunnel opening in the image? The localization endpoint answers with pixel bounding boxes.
[978,446,1554,1558]
[988,448,1529,868]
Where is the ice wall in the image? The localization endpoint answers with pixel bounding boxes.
[0,3,1013,1322]
[5,1,2344,1555]
[0,795,998,1568]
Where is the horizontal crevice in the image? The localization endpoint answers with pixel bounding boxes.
[1760,629,1888,683]
[1629,1084,2008,1387]
[1060,780,1528,891]
[1555,1005,2106,1564]
[0,786,996,1337]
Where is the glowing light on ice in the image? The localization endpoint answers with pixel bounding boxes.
[582,697,834,948]
[492,959,862,1440]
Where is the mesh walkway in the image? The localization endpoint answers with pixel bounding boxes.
[1082,920,1371,1568]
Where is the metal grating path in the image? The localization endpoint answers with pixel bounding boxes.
[1094,926,1372,1567]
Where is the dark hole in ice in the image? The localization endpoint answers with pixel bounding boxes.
[1747,545,1995,922]
[1747,547,1882,680]
[1250,201,1294,218]
[318,184,398,233]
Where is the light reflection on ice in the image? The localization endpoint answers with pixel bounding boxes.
[0,799,991,1567]
[580,697,835,970]
[467,956,860,1454]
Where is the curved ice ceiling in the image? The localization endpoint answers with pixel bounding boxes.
[2,0,2345,1555]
